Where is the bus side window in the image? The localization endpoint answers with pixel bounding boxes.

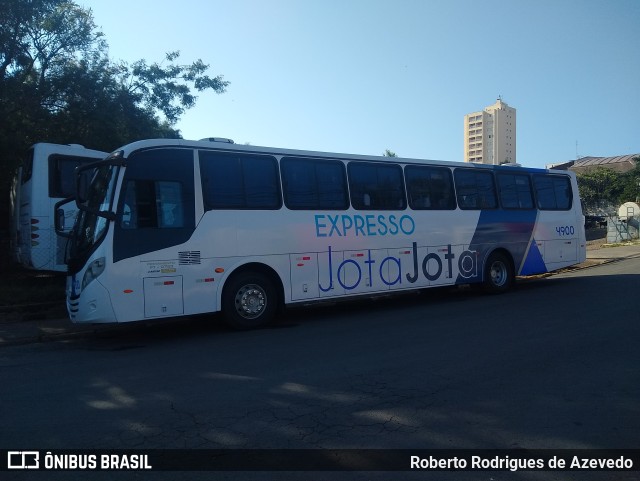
[200,151,281,210]
[281,159,315,208]
[405,165,456,210]
[48,155,101,198]
[348,162,406,210]
[454,169,498,210]
[281,157,348,210]
[113,147,195,263]
[533,175,572,210]
[120,180,184,229]
[497,173,534,209]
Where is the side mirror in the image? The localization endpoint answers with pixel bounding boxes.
[54,197,76,238]
[56,207,66,232]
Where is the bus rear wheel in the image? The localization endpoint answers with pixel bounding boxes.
[222,271,278,329]
[483,251,513,294]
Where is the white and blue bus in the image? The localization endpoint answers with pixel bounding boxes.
[60,138,586,328]
[12,143,107,271]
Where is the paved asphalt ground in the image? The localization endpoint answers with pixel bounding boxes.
[1,242,639,481]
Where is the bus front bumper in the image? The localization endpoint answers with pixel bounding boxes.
[67,279,117,324]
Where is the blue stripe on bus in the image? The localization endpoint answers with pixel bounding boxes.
[456,209,539,283]
[519,239,547,275]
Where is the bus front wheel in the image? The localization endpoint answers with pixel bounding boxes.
[222,271,278,329]
[483,251,514,294]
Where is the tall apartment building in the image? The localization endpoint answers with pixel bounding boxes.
[464,98,516,164]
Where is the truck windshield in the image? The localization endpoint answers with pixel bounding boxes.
[68,162,120,270]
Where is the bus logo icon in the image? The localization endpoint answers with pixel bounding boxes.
[7,451,39,469]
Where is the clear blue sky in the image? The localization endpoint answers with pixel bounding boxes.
[85,0,640,169]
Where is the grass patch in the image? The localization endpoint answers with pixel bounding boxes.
[601,240,640,248]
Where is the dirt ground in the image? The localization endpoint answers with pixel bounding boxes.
[585,228,606,249]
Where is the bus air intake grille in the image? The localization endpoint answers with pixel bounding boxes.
[179,251,201,265]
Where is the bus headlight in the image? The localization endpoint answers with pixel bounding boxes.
[82,257,105,290]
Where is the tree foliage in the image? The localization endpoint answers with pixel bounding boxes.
[127,51,229,124]
[0,0,229,198]
[577,160,640,213]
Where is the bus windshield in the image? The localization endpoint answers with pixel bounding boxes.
[69,162,120,268]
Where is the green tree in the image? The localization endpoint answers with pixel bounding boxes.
[127,51,228,124]
[577,159,640,212]
[383,149,397,157]
[619,159,640,204]
[0,0,229,231]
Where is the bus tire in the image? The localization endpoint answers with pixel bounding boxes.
[483,251,513,294]
[222,271,278,329]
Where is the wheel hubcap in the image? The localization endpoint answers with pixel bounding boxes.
[234,284,266,319]
[490,261,507,287]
